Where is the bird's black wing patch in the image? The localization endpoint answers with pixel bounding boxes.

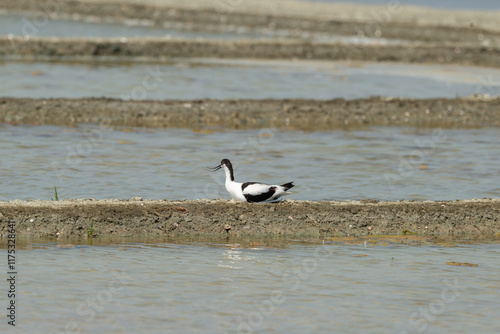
[243,186,276,203]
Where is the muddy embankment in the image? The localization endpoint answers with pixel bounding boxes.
[0,199,499,240]
[2,97,500,130]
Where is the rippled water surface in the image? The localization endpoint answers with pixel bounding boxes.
[1,60,500,100]
[5,240,499,333]
[0,125,499,201]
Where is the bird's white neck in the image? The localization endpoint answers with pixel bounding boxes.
[222,163,246,201]
[223,165,234,183]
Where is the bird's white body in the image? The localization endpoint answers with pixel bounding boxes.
[219,161,294,203]
[222,165,245,200]
[225,179,247,201]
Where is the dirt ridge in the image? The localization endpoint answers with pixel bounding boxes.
[1,96,500,130]
[0,199,499,239]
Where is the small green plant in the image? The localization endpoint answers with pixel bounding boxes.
[51,186,59,201]
[88,219,95,244]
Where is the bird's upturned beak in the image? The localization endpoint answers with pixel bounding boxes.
[207,164,222,172]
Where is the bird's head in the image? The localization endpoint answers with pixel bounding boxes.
[208,158,232,172]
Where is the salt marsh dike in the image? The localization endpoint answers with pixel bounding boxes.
[0,199,499,241]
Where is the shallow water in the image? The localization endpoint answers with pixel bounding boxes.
[0,125,499,201]
[5,240,499,333]
[0,14,270,40]
[0,13,398,44]
[1,59,499,100]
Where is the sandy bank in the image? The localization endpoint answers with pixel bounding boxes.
[0,199,499,240]
[1,97,500,130]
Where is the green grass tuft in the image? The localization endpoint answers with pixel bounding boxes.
[51,186,59,201]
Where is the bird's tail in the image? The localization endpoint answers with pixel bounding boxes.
[280,182,295,191]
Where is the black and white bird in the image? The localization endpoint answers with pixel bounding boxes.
[209,159,294,203]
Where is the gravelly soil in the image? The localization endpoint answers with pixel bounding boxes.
[0,199,499,240]
[2,96,500,130]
